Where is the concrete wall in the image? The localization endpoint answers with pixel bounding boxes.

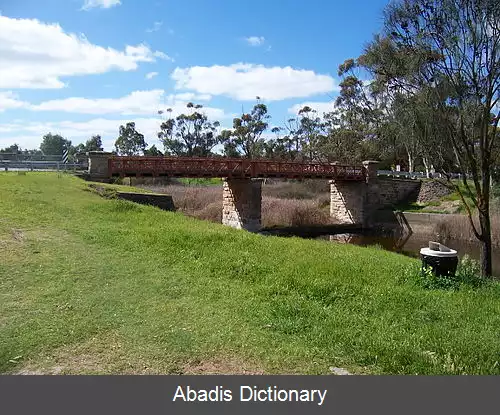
[376,178,421,208]
[116,192,175,211]
[222,179,262,232]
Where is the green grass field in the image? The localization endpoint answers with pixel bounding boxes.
[1,172,500,374]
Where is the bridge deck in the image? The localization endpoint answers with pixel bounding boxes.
[108,157,366,180]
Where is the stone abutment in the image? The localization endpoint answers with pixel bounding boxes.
[222,178,262,232]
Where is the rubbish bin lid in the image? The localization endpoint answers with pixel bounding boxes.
[420,247,457,257]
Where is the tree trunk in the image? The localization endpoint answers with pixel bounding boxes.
[479,210,493,277]
[422,157,431,178]
[406,149,414,173]
[479,161,493,277]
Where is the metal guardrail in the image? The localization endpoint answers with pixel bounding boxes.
[0,153,83,162]
[377,170,426,179]
[377,170,465,180]
[1,160,87,171]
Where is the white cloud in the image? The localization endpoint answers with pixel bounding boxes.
[146,72,158,79]
[0,110,232,151]
[0,118,161,151]
[81,0,121,10]
[288,101,336,116]
[0,15,170,89]
[171,63,336,101]
[153,51,172,61]
[0,91,27,112]
[28,90,223,117]
[171,92,212,102]
[31,90,165,115]
[245,36,265,46]
[146,21,162,33]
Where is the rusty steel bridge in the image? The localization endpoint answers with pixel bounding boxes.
[108,156,366,181]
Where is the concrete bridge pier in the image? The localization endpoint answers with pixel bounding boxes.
[222,178,262,232]
[330,160,379,226]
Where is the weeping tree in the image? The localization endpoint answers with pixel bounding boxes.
[360,0,500,276]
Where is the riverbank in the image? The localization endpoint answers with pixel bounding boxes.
[141,179,500,246]
[2,172,500,375]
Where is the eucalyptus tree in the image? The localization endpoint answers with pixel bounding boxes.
[296,106,326,162]
[221,102,270,159]
[115,122,147,156]
[319,59,386,163]
[157,103,221,157]
[40,133,72,157]
[85,135,104,152]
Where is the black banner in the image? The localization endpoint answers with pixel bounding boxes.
[1,375,499,414]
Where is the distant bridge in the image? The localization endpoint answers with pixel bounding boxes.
[108,156,366,181]
[83,152,421,232]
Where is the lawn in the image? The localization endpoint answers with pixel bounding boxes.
[1,172,500,375]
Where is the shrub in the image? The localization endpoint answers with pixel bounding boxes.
[140,184,333,227]
[400,255,486,290]
[262,197,332,227]
[197,201,222,223]
[456,254,486,288]
[419,265,460,290]
[262,179,329,200]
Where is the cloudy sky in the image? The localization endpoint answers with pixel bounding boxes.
[0,0,387,152]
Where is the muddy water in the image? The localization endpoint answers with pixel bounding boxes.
[317,233,500,277]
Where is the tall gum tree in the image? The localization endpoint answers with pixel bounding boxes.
[221,102,270,159]
[157,103,221,157]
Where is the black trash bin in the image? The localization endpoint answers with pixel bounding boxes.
[420,242,458,277]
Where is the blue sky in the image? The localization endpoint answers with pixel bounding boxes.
[0,0,388,152]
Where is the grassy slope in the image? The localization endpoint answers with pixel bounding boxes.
[1,172,500,375]
[397,180,478,214]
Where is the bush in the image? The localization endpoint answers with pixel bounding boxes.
[456,254,486,288]
[262,197,332,227]
[262,179,329,200]
[419,265,460,290]
[197,201,222,222]
[400,255,486,290]
[141,184,333,227]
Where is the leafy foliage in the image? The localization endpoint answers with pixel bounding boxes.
[143,145,163,156]
[221,102,270,158]
[115,122,147,156]
[158,103,220,157]
[403,255,487,290]
[356,0,500,276]
[40,133,72,156]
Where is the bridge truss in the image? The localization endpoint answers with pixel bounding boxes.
[108,156,366,181]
